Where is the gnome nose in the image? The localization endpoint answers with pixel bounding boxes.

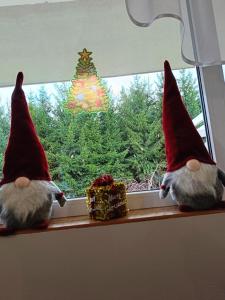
[186,159,201,172]
[15,177,31,188]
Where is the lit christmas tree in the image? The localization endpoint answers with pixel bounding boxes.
[66,48,109,113]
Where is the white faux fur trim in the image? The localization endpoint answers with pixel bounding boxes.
[0,180,59,222]
[170,164,217,197]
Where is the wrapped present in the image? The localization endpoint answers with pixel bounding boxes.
[86,175,127,220]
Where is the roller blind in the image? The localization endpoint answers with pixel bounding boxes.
[126,0,225,67]
[0,0,188,86]
[1,0,224,86]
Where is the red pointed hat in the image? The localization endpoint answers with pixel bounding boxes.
[0,72,51,186]
[163,60,215,172]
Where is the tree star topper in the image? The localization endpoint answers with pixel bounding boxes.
[66,48,109,113]
[78,48,92,62]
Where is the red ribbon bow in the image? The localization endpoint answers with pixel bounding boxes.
[92,175,114,187]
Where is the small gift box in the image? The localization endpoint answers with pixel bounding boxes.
[86,175,128,221]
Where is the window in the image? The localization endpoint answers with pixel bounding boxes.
[196,65,225,173]
[222,65,225,81]
[0,2,224,218]
[0,67,210,216]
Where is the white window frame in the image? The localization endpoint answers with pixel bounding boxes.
[197,65,225,171]
[52,191,175,218]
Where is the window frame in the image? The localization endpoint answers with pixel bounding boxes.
[197,65,225,170]
[52,190,175,218]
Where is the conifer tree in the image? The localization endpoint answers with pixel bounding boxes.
[118,76,164,183]
[0,106,10,177]
[177,69,201,118]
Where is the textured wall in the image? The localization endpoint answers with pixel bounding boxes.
[1,213,225,300]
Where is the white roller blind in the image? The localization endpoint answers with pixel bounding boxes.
[213,0,225,62]
[0,0,188,86]
[126,0,225,67]
[1,0,224,86]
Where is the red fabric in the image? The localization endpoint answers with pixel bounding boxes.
[31,220,49,230]
[0,72,51,186]
[0,227,15,236]
[163,61,215,172]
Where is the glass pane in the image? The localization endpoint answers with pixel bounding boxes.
[0,68,208,198]
[222,65,225,80]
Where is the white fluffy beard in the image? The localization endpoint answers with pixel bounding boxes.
[171,163,217,197]
[0,180,57,223]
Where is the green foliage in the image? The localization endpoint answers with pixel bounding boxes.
[0,69,202,197]
[0,106,10,178]
[177,69,201,118]
[118,76,165,182]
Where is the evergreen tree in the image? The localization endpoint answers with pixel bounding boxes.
[118,76,164,183]
[0,106,10,176]
[177,69,201,118]
[98,102,130,180]
[154,69,201,118]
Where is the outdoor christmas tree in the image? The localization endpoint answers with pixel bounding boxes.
[66,48,109,113]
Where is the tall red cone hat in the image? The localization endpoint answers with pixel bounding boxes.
[0,72,51,186]
[163,60,215,172]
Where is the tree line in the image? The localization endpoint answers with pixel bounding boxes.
[0,70,201,198]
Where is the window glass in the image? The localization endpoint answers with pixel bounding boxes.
[222,65,225,80]
[0,68,207,198]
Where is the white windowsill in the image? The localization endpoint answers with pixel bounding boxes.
[52,190,175,218]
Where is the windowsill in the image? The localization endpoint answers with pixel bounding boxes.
[2,205,225,235]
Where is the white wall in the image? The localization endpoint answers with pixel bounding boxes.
[1,214,225,300]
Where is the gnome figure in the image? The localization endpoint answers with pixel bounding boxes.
[0,72,66,234]
[159,61,225,211]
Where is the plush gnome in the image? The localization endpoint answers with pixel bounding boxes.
[0,72,66,234]
[159,60,225,211]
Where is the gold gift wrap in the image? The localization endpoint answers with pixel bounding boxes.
[86,182,128,220]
